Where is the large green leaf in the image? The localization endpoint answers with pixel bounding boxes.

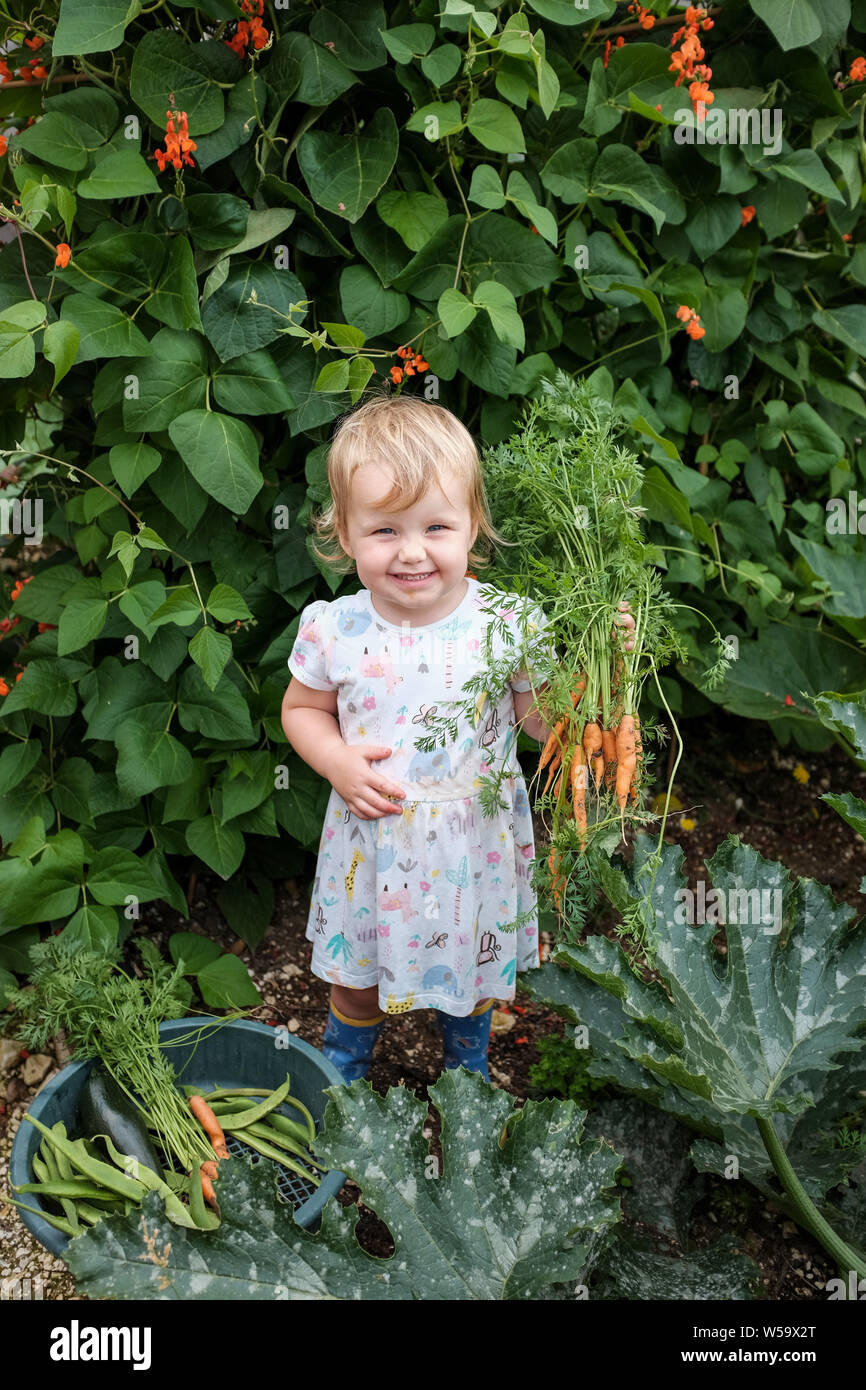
[11,112,96,170]
[376,190,450,251]
[129,29,226,133]
[748,0,822,50]
[77,150,160,199]
[53,0,142,55]
[122,327,208,431]
[58,295,153,363]
[789,536,866,617]
[201,262,307,361]
[297,108,399,223]
[339,265,409,337]
[211,349,295,415]
[64,1069,622,1299]
[812,688,866,763]
[267,31,357,105]
[309,2,387,71]
[168,409,263,515]
[812,305,866,357]
[690,619,866,727]
[553,836,866,1121]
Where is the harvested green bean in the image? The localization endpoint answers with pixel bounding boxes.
[24,1114,146,1201]
[98,1134,197,1229]
[8,1197,78,1237]
[53,1123,75,1182]
[187,1161,219,1231]
[203,1087,273,1101]
[266,1111,317,1148]
[234,1128,321,1187]
[225,1119,327,1171]
[282,1095,316,1144]
[216,1076,292,1131]
[13,1179,124,1201]
[31,1152,51,1184]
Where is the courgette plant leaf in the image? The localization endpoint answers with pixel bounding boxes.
[526,959,866,1207]
[583,1097,706,1243]
[590,1232,760,1301]
[64,1067,622,1300]
[552,835,866,1120]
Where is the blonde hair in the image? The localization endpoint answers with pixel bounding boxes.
[310,384,509,575]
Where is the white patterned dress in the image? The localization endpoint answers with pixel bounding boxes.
[286,577,554,1017]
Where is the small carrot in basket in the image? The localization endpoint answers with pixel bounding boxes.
[199,1162,218,1209]
[190,1095,229,1160]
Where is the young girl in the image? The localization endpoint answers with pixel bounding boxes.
[281,392,559,1085]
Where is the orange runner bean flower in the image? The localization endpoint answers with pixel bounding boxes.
[226,0,270,55]
[0,679,9,696]
[740,205,756,226]
[627,2,655,28]
[669,4,715,114]
[24,34,44,49]
[11,576,32,600]
[676,304,706,339]
[151,110,197,172]
[55,242,71,268]
[0,136,6,157]
[850,57,866,82]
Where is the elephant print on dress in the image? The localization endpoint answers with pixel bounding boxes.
[422,964,464,997]
[407,748,452,783]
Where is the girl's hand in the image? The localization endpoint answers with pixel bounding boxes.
[614,600,635,652]
[325,745,407,820]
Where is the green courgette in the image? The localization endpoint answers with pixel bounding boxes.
[77,1065,164,1177]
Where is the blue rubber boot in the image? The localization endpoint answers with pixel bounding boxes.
[321,1003,387,1082]
[436,999,493,1082]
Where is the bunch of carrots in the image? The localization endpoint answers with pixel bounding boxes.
[539,670,642,913]
[474,372,729,926]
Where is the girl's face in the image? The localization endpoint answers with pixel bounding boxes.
[338,461,479,627]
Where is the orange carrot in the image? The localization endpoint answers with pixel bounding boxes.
[539,717,568,772]
[582,721,604,791]
[601,727,617,788]
[615,715,638,834]
[570,741,587,848]
[548,846,564,913]
[629,714,642,804]
[190,1094,229,1160]
[200,1163,218,1209]
[537,673,586,771]
[542,744,563,792]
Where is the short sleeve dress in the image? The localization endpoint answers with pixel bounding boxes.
[286,577,555,1017]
